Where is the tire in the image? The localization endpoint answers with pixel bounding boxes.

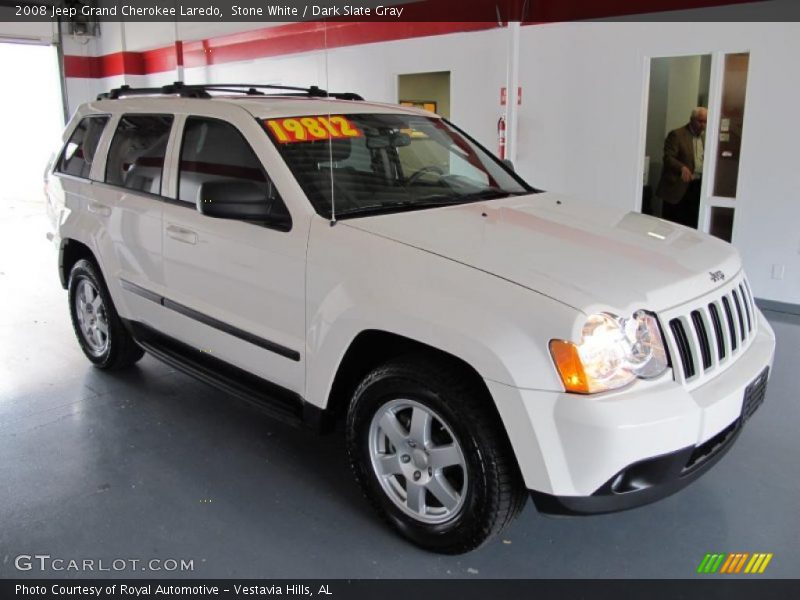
[68,258,144,370]
[346,355,527,554]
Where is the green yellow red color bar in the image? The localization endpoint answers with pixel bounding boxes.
[697,553,773,574]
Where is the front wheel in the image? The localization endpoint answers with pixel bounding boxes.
[346,356,526,554]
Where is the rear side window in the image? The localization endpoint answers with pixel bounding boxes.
[178,117,290,228]
[57,115,109,178]
[105,114,173,195]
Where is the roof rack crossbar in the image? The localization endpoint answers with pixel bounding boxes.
[97,82,363,101]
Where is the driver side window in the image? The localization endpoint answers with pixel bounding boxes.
[178,117,290,229]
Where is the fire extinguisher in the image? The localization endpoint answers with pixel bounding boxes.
[497,116,507,160]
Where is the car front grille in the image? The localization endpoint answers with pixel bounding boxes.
[661,275,757,387]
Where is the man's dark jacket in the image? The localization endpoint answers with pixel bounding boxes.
[656,123,702,205]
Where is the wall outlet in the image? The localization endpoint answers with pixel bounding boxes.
[771,264,785,280]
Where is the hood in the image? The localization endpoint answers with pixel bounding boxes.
[343,192,741,314]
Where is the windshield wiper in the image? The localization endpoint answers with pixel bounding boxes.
[420,188,520,203]
[335,189,522,219]
[335,197,467,218]
[459,188,519,201]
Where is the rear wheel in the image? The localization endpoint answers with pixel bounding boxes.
[68,259,144,370]
[346,356,526,553]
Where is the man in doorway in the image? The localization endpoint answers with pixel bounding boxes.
[656,107,707,228]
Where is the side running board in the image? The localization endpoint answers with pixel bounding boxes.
[125,320,326,431]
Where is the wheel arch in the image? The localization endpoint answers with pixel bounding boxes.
[59,238,97,289]
[326,329,526,485]
[324,330,508,437]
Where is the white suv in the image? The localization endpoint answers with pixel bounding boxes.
[46,82,776,553]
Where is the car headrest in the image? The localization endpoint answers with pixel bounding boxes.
[291,138,352,165]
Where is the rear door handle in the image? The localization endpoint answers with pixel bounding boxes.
[88,202,111,217]
[166,224,198,245]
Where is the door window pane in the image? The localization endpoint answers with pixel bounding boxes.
[713,53,749,198]
[709,206,735,242]
[105,115,173,195]
[57,116,109,179]
[178,117,290,227]
[641,54,711,228]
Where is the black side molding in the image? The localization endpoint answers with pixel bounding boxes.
[119,278,162,304]
[119,278,300,361]
[162,297,300,361]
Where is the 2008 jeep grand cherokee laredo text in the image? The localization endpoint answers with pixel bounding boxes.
[44,82,776,554]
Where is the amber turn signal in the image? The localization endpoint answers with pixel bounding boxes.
[549,339,591,394]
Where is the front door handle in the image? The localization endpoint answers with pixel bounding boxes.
[166,224,198,245]
[88,202,111,217]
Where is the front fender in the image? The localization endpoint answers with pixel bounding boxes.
[305,216,581,408]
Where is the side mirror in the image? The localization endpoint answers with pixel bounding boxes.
[502,158,515,172]
[198,180,289,230]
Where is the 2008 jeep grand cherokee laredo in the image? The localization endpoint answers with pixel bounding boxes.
[45,82,775,554]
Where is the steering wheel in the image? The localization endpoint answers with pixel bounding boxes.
[406,165,445,186]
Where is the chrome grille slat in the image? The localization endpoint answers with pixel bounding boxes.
[669,319,695,380]
[680,315,703,380]
[721,295,738,352]
[701,305,721,370]
[690,309,712,370]
[731,289,746,343]
[714,299,733,360]
[740,282,753,332]
[708,302,726,361]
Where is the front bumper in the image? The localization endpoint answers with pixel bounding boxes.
[486,310,776,513]
[531,364,767,514]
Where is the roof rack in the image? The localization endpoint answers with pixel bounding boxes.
[97,82,364,101]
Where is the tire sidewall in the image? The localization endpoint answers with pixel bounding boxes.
[348,370,493,551]
[68,259,120,368]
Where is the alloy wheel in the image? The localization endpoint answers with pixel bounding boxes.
[368,398,468,524]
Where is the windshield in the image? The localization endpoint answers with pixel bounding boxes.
[263,113,534,219]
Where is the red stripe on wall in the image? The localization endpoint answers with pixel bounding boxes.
[63,55,98,79]
[65,49,178,78]
[180,22,495,69]
[63,21,494,78]
[142,45,179,74]
[64,51,146,78]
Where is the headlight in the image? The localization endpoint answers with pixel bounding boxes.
[549,311,668,394]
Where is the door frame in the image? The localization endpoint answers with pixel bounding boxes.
[636,49,751,238]
[700,49,751,240]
